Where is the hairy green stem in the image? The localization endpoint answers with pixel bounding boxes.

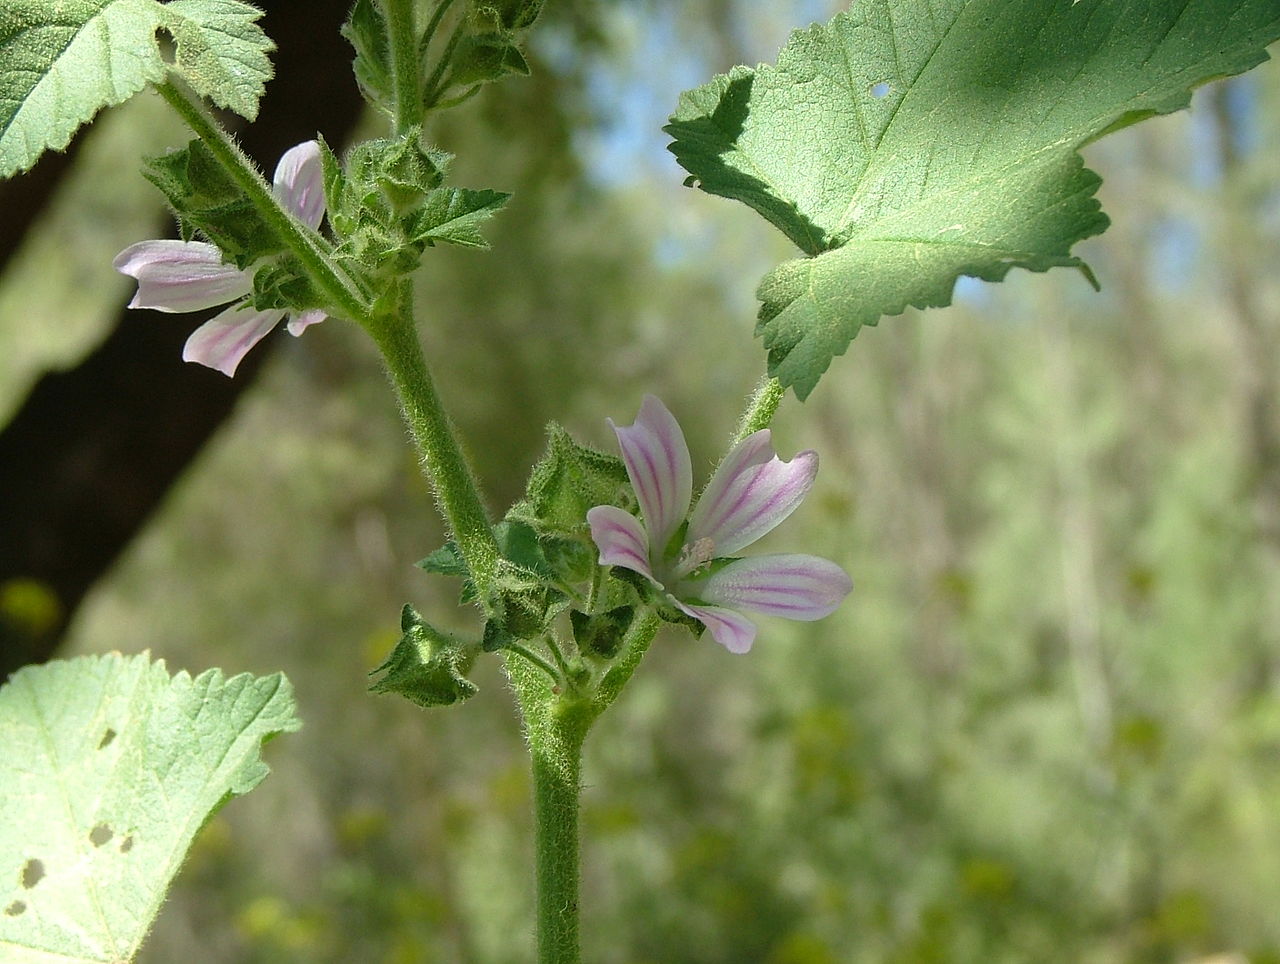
[732,375,785,443]
[594,611,662,712]
[543,633,573,677]
[365,281,501,608]
[381,0,425,132]
[156,82,368,323]
[530,731,584,964]
[504,651,591,964]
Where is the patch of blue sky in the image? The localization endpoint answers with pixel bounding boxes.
[539,1,844,189]
[1147,218,1202,291]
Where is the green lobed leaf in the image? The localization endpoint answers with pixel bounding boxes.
[666,0,1280,399]
[448,34,531,89]
[0,0,273,178]
[158,0,273,120]
[0,652,299,963]
[341,0,393,116]
[418,540,469,578]
[410,187,511,248]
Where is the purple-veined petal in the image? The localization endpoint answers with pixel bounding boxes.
[587,505,657,582]
[273,141,325,228]
[687,439,818,555]
[286,309,327,336]
[609,395,692,556]
[674,600,758,654]
[113,240,251,312]
[689,553,852,621]
[183,304,286,377]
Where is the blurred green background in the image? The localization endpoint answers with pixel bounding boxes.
[3,1,1280,961]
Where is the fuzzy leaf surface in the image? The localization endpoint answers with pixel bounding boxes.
[341,0,393,115]
[666,0,1280,398]
[0,0,272,177]
[410,187,511,248]
[369,605,478,708]
[0,653,299,963]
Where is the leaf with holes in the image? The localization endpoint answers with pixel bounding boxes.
[0,0,273,177]
[665,0,1280,398]
[0,653,299,963]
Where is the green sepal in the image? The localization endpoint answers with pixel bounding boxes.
[341,0,394,116]
[418,541,468,578]
[342,133,449,219]
[570,606,635,660]
[381,134,450,213]
[489,556,568,641]
[324,134,507,274]
[539,533,599,586]
[495,519,558,581]
[143,139,284,268]
[607,564,658,601]
[250,257,325,313]
[418,521,566,639]
[418,520,555,592]
[481,617,515,653]
[511,423,631,534]
[410,187,511,249]
[655,600,705,637]
[368,605,478,708]
[448,34,531,88]
[416,425,632,643]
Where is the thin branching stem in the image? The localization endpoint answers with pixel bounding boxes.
[422,19,467,109]
[509,643,563,683]
[420,0,459,56]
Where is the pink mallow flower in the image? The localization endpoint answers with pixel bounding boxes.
[113,141,328,377]
[587,395,852,654]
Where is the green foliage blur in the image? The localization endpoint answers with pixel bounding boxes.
[3,1,1279,961]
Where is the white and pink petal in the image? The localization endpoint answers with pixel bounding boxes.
[113,240,252,312]
[687,446,818,556]
[272,140,326,229]
[587,505,658,582]
[183,304,286,377]
[689,553,852,621]
[675,600,758,654]
[286,308,327,336]
[609,394,692,556]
